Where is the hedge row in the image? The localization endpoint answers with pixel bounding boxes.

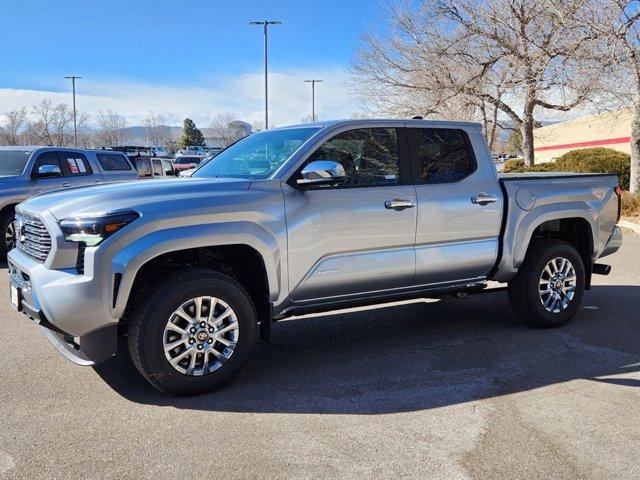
[502,148,631,190]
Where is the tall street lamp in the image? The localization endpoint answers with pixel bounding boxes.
[64,75,82,147]
[304,79,323,122]
[250,20,281,130]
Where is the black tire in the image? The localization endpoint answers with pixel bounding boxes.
[127,268,257,395]
[508,239,585,328]
[0,208,15,259]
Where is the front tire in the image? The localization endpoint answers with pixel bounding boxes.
[0,208,15,259]
[508,239,585,328]
[127,268,257,395]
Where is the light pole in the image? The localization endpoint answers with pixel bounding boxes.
[64,75,82,147]
[250,20,281,130]
[304,79,323,122]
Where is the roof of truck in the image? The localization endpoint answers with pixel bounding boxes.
[274,119,483,130]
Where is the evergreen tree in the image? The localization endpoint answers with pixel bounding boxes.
[178,118,206,148]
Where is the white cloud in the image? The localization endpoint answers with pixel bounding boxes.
[0,68,363,127]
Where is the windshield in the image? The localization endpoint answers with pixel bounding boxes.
[193,127,320,179]
[0,150,32,176]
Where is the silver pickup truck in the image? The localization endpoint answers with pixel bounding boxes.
[0,146,138,257]
[7,120,622,395]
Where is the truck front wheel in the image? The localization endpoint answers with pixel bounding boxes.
[127,268,257,395]
[508,239,585,328]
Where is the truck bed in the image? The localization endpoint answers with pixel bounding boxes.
[492,172,620,283]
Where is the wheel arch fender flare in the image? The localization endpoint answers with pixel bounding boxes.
[109,222,281,319]
[494,201,597,282]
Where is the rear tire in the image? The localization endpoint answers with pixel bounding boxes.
[508,239,585,328]
[127,268,257,395]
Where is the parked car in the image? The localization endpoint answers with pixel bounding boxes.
[7,119,622,395]
[149,146,171,158]
[173,155,204,173]
[178,155,215,177]
[178,146,206,156]
[128,155,177,179]
[0,146,137,256]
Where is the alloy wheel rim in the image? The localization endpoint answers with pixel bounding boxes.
[163,296,239,376]
[539,257,577,314]
[5,221,15,251]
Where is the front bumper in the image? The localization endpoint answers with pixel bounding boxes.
[8,247,118,365]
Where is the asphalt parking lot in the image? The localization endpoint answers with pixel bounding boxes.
[1,235,639,480]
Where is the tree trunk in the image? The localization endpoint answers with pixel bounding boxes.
[521,112,535,167]
[630,101,640,194]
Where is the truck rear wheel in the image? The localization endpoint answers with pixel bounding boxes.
[127,268,257,395]
[508,239,585,328]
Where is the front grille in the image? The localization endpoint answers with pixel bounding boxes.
[15,213,52,262]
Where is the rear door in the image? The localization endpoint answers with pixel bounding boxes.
[56,151,101,187]
[409,127,503,285]
[284,126,417,302]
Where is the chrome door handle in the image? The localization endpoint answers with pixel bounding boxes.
[385,198,416,211]
[63,182,72,187]
[471,193,497,205]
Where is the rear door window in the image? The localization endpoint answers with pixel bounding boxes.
[414,128,476,183]
[162,160,175,176]
[57,152,93,176]
[135,158,152,177]
[152,159,163,176]
[96,153,132,171]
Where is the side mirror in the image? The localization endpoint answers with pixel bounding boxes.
[297,160,346,187]
[35,164,61,178]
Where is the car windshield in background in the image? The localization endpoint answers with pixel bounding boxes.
[0,150,32,176]
[193,127,320,179]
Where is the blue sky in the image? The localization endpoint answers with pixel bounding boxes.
[0,0,382,125]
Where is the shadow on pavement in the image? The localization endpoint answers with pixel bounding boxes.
[93,285,640,414]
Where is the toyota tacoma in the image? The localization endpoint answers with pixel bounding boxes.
[7,120,623,395]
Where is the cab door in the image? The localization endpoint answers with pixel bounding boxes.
[56,151,102,187]
[30,151,65,194]
[409,127,503,285]
[284,126,417,302]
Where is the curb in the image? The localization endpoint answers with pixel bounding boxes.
[619,219,640,234]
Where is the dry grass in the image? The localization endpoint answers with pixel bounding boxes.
[621,191,640,223]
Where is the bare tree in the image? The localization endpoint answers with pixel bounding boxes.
[26,100,75,146]
[95,111,128,147]
[142,111,170,147]
[353,0,603,165]
[208,112,250,147]
[584,1,640,192]
[0,108,27,146]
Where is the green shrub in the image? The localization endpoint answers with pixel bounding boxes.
[552,148,631,190]
[528,162,557,172]
[503,159,525,173]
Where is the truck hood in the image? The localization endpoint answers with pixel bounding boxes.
[21,177,252,219]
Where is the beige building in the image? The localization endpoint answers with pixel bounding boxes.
[533,108,632,162]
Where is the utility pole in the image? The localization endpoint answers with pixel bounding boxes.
[304,79,323,122]
[250,20,281,130]
[64,75,82,147]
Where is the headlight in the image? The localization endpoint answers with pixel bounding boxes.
[59,211,140,246]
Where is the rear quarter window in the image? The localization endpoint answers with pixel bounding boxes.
[96,153,133,171]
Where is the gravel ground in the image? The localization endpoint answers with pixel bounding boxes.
[0,234,638,479]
